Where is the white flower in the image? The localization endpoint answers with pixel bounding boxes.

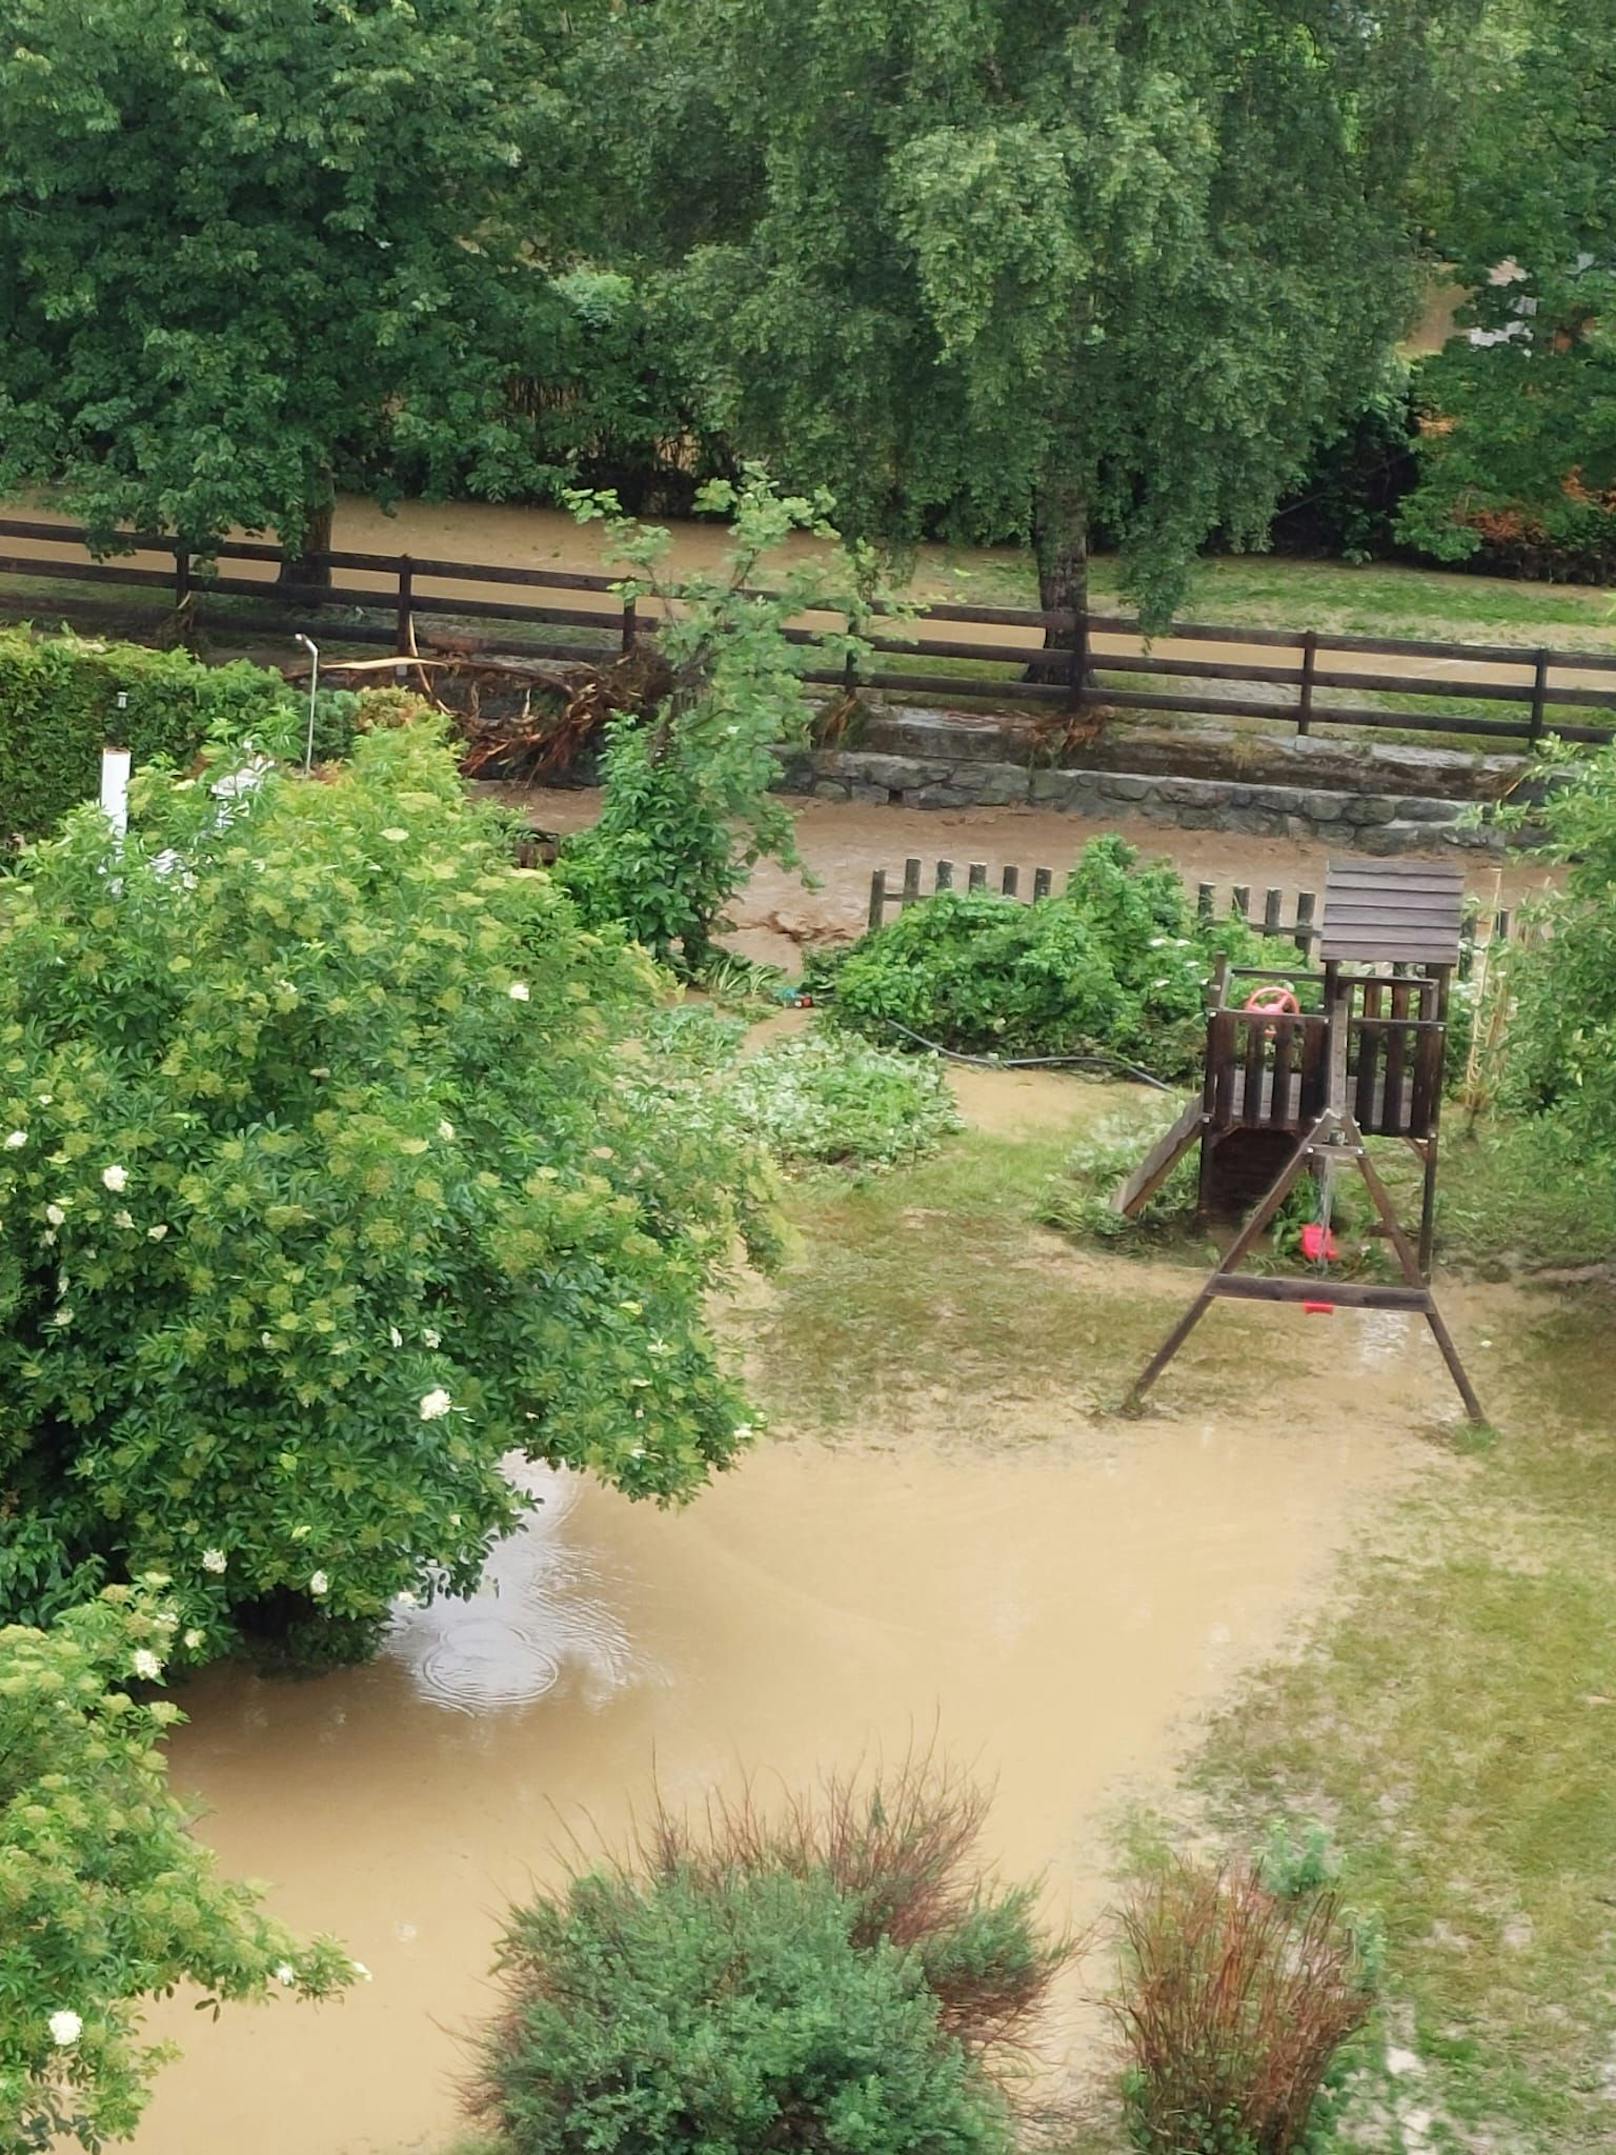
[35,1093,51,1106]
[448,1513,461,1528]
[389,1326,403,1349]
[101,1164,128,1193]
[421,1327,440,1349]
[45,1203,65,1227]
[733,1423,755,1441]
[506,980,530,1002]
[201,1548,228,1574]
[351,1960,373,1983]
[260,1330,276,1349]
[309,1571,330,1597]
[418,1388,453,1421]
[50,1307,73,1329]
[274,1963,297,1986]
[3,1129,25,1149]
[147,1223,169,1242]
[291,1524,311,1541]
[437,1119,455,1141]
[48,2010,82,2048]
[131,1648,163,1682]
[183,1628,205,1651]
[113,1210,135,1230]
[395,1589,418,1609]
[380,827,409,843]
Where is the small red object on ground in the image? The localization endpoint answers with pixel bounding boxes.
[1303,1299,1335,1315]
[1299,1223,1339,1263]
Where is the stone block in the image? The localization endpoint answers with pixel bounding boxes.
[1029,769,1084,806]
[970,763,1033,807]
[1097,774,1153,800]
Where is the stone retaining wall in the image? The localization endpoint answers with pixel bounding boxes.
[781,748,1510,852]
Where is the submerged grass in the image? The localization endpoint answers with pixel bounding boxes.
[744,1117,1258,1435]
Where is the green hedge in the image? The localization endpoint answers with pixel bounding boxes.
[0,628,299,842]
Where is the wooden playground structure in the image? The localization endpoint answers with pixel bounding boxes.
[1117,858,1484,1421]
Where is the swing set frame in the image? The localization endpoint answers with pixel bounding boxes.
[1120,859,1484,1424]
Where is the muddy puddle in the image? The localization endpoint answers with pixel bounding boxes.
[136,1419,1433,2155]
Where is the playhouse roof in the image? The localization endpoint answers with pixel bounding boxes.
[1317,857,1465,967]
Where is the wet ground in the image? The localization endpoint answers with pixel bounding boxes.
[127,1063,1507,2155]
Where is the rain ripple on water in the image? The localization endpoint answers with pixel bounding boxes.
[382,1459,639,1715]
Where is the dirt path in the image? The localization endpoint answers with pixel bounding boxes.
[504,783,1558,969]
[123,1062,1523,2155]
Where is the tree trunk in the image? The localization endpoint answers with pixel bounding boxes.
[1031,480,1090,705]
[277,476,335,602]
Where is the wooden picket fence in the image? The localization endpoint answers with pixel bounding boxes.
[865,858,1516,975]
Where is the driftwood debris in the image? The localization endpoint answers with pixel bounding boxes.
[283,643,675,786]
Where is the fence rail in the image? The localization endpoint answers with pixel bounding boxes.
[866,858,1515,974]
[5,515,1616,752]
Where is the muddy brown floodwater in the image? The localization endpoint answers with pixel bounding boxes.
[505,784,1559,972]
[126,1061,1487,2155]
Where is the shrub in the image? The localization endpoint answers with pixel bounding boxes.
[1108,1857,1374,2155]
[472,1762,1065,2155]
[821,837,1295,1078]
[727,1028,963,1170]
[0,628,308,844]
[1037,1104,1200,1245]
[0,1584,351,2153]
[554,471,886,974]
[0,710,773,1664]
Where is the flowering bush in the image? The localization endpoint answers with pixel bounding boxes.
[0,1585,351,2151]
[0,710,772,1663]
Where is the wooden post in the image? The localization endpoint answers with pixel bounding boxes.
[1418,960,1454,1277]
[1032,866,1053,901]
[1528,648,1550,746]
[935,860,954,891]
[968,862,987,891]
[1293,890,1317,956]
[1197,882,1214,925]
[1001,866,1020,897]
[395,556,414,657]
[1067,600,1090,712]
[621,595,638,653]
[901,858,922,909]
[1232,885,1250,923]
[1297,630,1318,735]
[1262,888,1283,938]
[868,869,887,933]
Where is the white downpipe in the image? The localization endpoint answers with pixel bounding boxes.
[295,633,320,770]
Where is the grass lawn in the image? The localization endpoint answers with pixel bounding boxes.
[919,546,1616,652]
[1186,1287,1616,2152]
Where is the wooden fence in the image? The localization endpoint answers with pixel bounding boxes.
[865,858,1516,974]
[5,515,1616,754]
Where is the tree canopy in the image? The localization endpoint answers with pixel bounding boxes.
[1399,0,1616,563]
[585,0,1466,624]
[0,0,586,557]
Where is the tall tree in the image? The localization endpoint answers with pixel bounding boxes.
[1398,0,1616,564]
[587,0,1467,632]
[0,0,581,575]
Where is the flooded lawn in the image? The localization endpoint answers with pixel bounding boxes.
[125,1062,1500,2155]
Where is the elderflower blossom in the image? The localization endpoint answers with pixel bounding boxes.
[389,1326,403,1349]
[4,1129,25,1149]
[101,1164,128,1193]
[418,1388,452,1421]
[184,1628,205,1651]
[131,1648,163,1682]
[437,1119,455,1141]
[201,1548,228,1574]
[45,1203,65,1227]
[48,2011,82,2048]
[113,1209,135,1230]
[506,980,530,1002]
[147,1223,168,1241]
[274,1963,297,1986]
[309,1571,330,1597]
[422,1327,440,1349]
[380,828,409,844]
